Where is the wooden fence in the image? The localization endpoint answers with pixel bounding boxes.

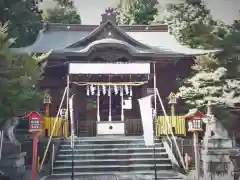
[43,117,69,138]
[156,116,186,136]
[43,116,186,137]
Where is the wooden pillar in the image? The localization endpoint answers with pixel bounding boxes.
[75,85,86,121]
[72,84,78,124]
[132,86,141,119]
[141,83,148,97]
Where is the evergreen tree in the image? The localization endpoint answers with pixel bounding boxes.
[42,7,81,24]
[43,0,81,24]
[0,0,42,47]
[161,3,228,49]
[117,0,158,25]
[160,2,240,128]
[0,24,42,119]
[160,2,240,77]
[177,55,240,108]
[53,0,74,8]
[177,55,240,128]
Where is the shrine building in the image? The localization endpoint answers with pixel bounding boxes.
[14,8,219,137]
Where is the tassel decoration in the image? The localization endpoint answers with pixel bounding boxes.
[102,85,106,95]
[90,85,95,95]
[125,85,129,95]
[120,86,123,96]
[114,85,118,95]
[130,86,133,97]
[86,85,90,96]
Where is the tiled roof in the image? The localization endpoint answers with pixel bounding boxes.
[12,21,220,56]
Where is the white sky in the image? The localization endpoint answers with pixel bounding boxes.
[40,0,240,25]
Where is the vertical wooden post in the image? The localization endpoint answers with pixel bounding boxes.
[66,75,70,137]
[121,86,124,121]
[193,131,200,180]
[97,85,100,122]
[44,104,50,117]
[170,104,175,117]
[32,133,39,180]
[153,62,157,136]
[108,84,112,122]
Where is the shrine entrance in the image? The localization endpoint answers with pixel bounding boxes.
[69,63,150,137]
[99,90,122,122]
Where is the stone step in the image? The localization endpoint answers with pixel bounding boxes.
[54,158,171,166]
[56,152,169,160]
[49,170,183,180]
[53,164,172,174]
[59,147,166,154]
[64,136,161,144]
[50,137,177,179]
[60,143,163,149]
[63,138,161,145]
[68,136,149,140]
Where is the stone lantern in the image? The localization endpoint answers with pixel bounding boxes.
[167,92,177,116]
[43,92,52,104]
[43,92,52,117]
[168,92,177,104]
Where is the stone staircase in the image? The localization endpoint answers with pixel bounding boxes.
[47,136,185,180]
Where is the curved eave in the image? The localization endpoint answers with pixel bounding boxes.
[51,38,221,59]
[11,29,91,54]
[10,30,45,55]
[126,31,222,56]
[165,47,222,56]
[49,38,186,59]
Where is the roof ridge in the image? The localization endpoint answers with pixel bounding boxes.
[42,21,168,32]
[42,22,98,32]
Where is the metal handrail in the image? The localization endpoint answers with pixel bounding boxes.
[40,87,67,171]
[69,94,75,179]
[155,88,186,171]
[51,143,55,174]
[0,131,3,162]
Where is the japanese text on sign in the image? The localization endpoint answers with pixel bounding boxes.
[30,118,41,130]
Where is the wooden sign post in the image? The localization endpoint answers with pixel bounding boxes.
[25,112,43,180]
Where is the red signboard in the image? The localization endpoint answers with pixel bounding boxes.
[25,112,43,133]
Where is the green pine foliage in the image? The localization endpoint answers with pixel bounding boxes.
[0,0,42,47]
[0,24,42,119]
[162,2,240,128]
[43,0,81,24]
[161,3,228,49]
[53,0,74,8]
[117,0,158,25]
[42,7,81,24]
